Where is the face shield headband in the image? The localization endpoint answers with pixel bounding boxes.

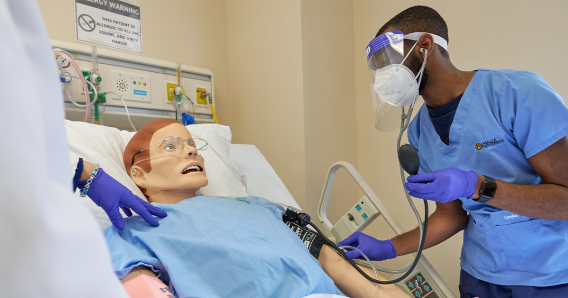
[366,31,448,62]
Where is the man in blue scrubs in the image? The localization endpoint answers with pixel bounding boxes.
[340,6,568,298]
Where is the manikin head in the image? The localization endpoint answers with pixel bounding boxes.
[123,119,208,204]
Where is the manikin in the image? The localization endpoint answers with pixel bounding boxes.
[103,119,409,298]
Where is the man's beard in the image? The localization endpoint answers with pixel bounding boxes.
[408,51,428,95]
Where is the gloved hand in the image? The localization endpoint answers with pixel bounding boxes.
[337,231,397,261]
[79,168,167,230]
[405,168,479,203]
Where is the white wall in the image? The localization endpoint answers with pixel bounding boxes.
[225,0,309,208]
[301,0,359,228]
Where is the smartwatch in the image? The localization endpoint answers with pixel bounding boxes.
[474,175,497,203]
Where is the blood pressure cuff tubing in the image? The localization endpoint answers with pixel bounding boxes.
[282,216,326,259]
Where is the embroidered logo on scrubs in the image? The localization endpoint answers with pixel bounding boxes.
[475,138,504,150]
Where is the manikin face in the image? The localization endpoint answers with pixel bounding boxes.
[130,124,208,195]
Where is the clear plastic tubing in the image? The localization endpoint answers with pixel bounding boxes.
[59,73,100,109]
[191,132,249,196]
[105,91,137,132]
[53,50,91,122]
[68,80,98,109]
[340,245,380,298]
[177,62,181,86]
[91,46,98,75]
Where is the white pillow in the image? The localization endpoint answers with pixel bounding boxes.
[185,125,248,197]
[65,120,246,230]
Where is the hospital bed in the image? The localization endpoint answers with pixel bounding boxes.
[67,120,346,298]
[66,119,455,298]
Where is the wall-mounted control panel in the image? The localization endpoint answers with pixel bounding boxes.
[331,195,380,242]
[111,70,151,103]
[52,39,216,131]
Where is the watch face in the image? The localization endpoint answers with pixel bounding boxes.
[481,182,497,198]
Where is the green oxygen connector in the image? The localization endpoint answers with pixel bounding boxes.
[98,92,107,103]
[89,92,107,104]
[82,70,91,81]
[81,71,102,85]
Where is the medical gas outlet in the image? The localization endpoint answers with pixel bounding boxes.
[331,196,380,242]
[167,63,186,103]
[80,70,107,125]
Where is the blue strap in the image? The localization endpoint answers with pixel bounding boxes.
[73,158,84,191]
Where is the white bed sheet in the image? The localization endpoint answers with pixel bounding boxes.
[231,144,300,210]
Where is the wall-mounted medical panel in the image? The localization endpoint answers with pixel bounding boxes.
[110,70,152,103]
[52,40,216,131]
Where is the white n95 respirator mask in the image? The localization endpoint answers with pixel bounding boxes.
[366,30,448,131]
[373,64,418,107]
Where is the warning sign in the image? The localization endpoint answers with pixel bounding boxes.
[75,0,142,54]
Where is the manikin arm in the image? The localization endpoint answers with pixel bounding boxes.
[120,251,410,298]
[318,245,410,298]
[120,266,173,298]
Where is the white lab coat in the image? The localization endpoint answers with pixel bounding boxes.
[0,0,127,297]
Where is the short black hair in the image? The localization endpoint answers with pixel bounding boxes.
[377,6,449,58]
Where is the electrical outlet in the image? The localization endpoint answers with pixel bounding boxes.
[166,82,177,102]
[196,87,207,105]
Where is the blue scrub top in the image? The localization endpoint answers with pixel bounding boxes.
[408,69,568,286]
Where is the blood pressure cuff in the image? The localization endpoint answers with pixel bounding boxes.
[282,216,326,259]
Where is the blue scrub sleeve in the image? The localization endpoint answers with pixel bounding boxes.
[499,71,568,158]
[408,115,432,174]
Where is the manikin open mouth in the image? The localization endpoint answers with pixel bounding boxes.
[182,165,203,174]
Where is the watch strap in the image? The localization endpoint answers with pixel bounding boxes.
[475,175,497,203]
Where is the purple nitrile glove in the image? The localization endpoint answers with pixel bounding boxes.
[78,168,167,230]
[405,168,479,203]
[338,231,397,261]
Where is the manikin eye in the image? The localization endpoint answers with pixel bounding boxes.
[165,145,176,150]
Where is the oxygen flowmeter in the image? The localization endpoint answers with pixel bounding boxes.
[168,63,197,123]
[84,46,106,125]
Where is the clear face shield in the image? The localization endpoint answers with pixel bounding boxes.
[367,31,447,132]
